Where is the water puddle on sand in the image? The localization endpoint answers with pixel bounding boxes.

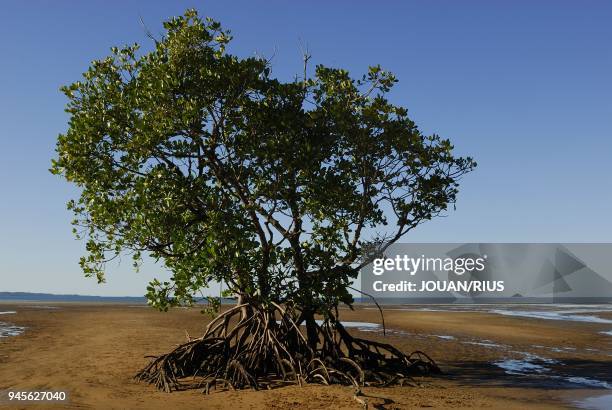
[432,335,455,340]
[493,352,612,391]
[0,311,25,338]
[368,304,612,405]
[275,320,382,332]
[550,346,577,353]
[329,322,455,338]
[489,309,612,324]
[495,358,549,374]
[19,305,59,309]
[566,377,612,389]
[494,352,558,375]
[375,304,612,324]
[576,393,612,410]
[0,322,25,338]
[464,340,507,348]
[315,320,380,331]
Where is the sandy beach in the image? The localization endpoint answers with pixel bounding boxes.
[1,302,611,409]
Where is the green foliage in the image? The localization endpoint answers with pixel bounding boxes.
[51,9,475,313]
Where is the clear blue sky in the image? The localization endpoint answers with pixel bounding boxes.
[0,1,610,296]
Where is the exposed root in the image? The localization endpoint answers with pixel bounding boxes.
[136,303,440,392]
[353,388,368,409]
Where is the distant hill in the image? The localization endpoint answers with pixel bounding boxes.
[0,292,147,303]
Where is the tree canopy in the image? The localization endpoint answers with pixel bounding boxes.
[51,9,475,315]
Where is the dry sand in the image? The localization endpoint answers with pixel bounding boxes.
[1,302,611,409]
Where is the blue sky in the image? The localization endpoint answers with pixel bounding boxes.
[0,1,610,296]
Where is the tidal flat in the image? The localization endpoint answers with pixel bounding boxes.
[0,302,610,409]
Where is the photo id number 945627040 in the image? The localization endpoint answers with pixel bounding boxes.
[2,391,68,402]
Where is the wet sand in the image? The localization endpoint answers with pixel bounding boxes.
[0,302,611,409]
